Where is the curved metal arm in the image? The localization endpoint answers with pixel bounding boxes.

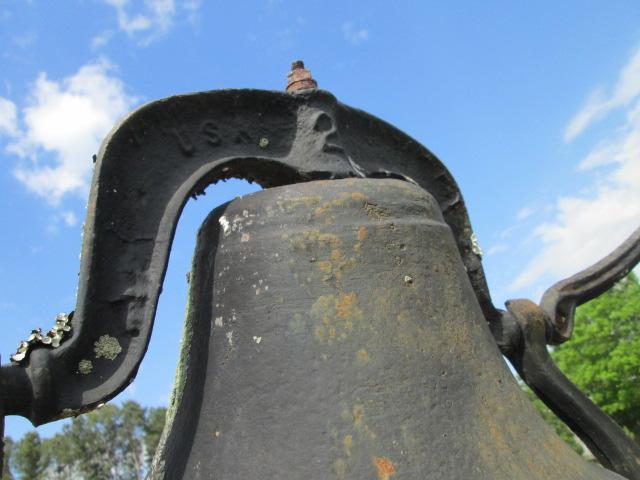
[541,226,640,344]
[1,88,499,425]
[505,299,640,479]
[493,228,640,477]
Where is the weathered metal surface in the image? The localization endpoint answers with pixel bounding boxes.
[150,178,623,479]
[1,88,497,426]
[1,72,638,478]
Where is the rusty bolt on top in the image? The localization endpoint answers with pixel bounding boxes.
[286,60,317,92]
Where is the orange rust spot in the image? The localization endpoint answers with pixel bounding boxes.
[353,405,365,427]
[317,260,332,273]
[356,348,370,364]
[314,206,327,216]
[314,192,364,217]
[373,457,396,479]
[343,435,353,456]
[318,233,340,247]
[278,196,321,210]
[314,326,325,340]
[330,249,344,261]
[336,292,361,318]
[357,226,368,241]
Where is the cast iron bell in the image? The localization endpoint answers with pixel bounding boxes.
[2,62,640,479]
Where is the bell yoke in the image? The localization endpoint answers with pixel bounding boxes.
[2,61,640,479]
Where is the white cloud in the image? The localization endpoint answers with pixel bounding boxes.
[45,211,80,234]
[12,31,37,48]
[486,244,509,257]
[0,97,18,136]
[497,224,517,239]
[516,206,535,221]
[102,0,200,46]
[61,211,78,227]
[5,59,137,205]
[183,0,201,24]
[564,46,640,142]
[512,85,640,290]
[91,30,114,50]
[342,21,369,46]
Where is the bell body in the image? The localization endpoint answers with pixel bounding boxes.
[152,179,622,479]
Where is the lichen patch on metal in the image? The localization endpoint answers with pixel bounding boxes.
[78,359,93,375]
[11,312,72,363]
[219,215,230,235]
[470,232,483,258]
[94,334,122,360]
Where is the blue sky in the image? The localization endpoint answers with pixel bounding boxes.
[1,0,640,439]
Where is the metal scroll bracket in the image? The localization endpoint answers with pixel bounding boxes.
[0,88,497,428]
[499,226,640,480]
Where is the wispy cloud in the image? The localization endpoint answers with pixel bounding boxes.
[564,46,640,142]
[486,244,509,257]
[0,97,18,136]
[11,31,37,48]
[182,0,201,25]
[3,59,137,205]
[516,206,535,221]
[100,0,201,47]
[60,210,78,227]
[342,21,369,46]
[91,30,114,50]
[45,210,80,234]
[512,48,640,290]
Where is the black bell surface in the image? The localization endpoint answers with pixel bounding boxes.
[150,178,623,480]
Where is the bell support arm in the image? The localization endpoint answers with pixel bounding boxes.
[541,226,640,345]
[500,227,640,479]
[505,299,640,480]
[0,88,498,426]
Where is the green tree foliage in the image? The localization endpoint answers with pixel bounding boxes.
[142,406,167,467]
[7,401,166,480]
[2,437,14,480]
[12,432,46,480]
[526,273,640,454]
